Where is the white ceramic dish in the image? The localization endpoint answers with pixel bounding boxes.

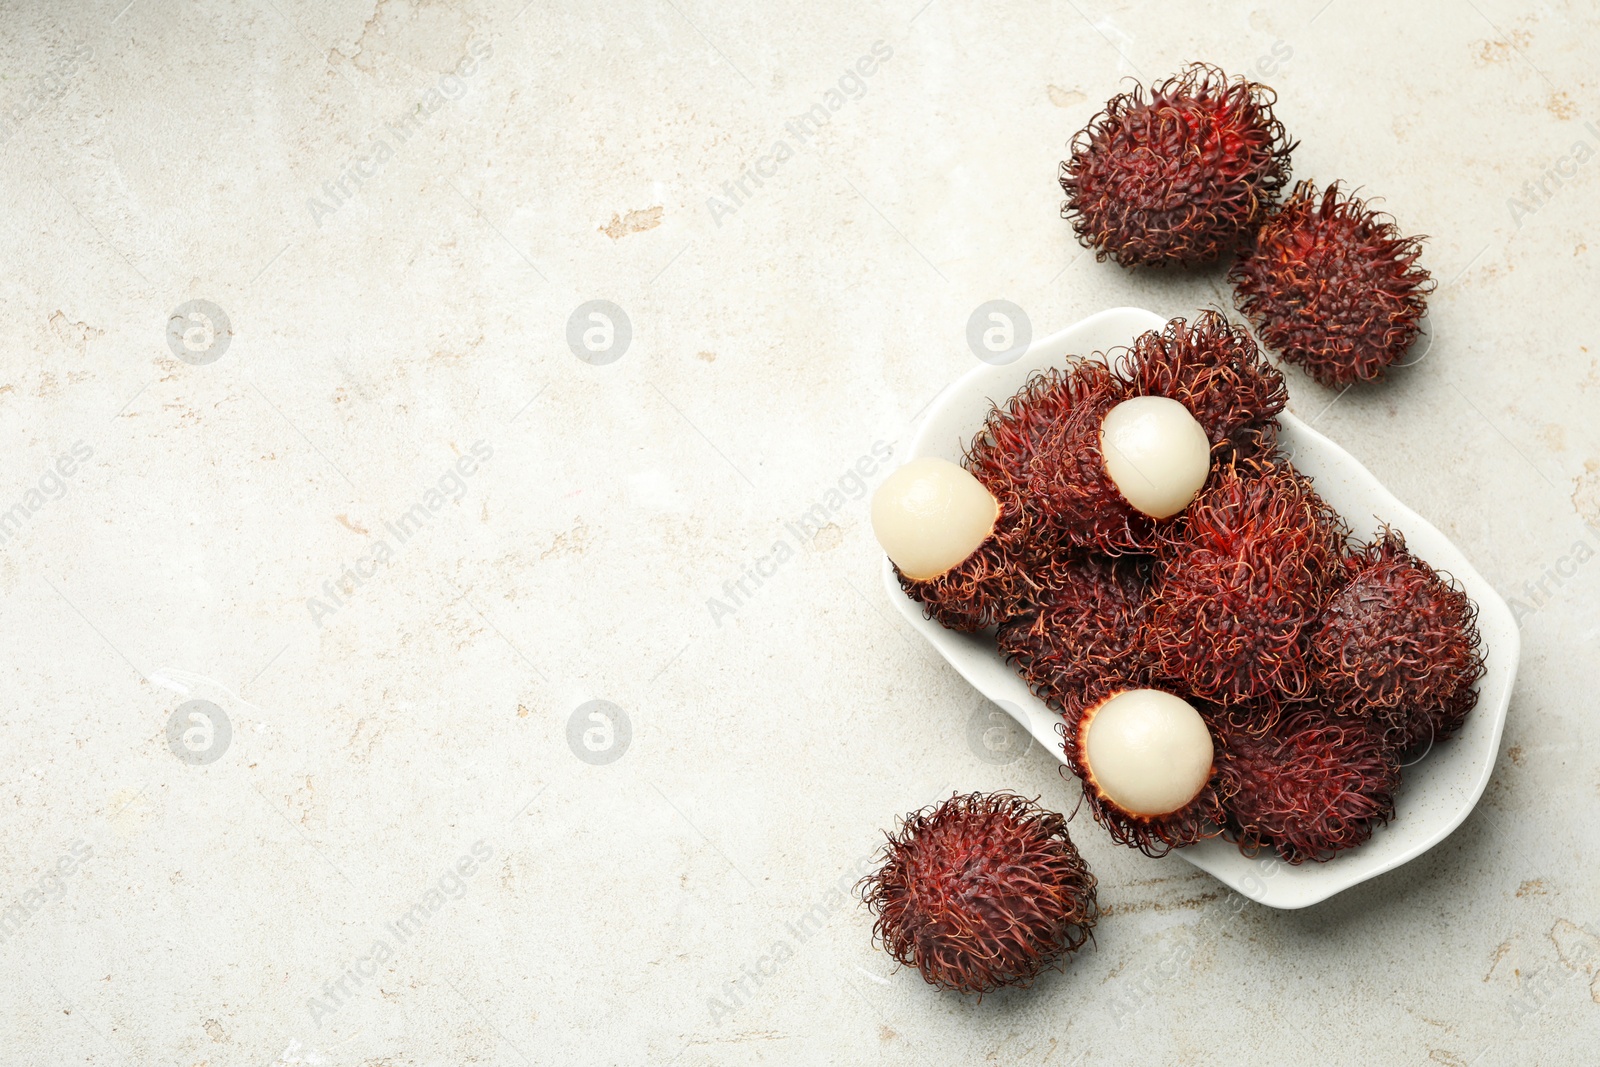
[883,306,1519,909]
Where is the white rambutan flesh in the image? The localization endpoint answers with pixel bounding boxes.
[1082,689,1214,817]
[1099,395,1211,519]
[871,457,1000,581]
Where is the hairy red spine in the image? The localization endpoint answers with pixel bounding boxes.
[968,360,1154,554]
[998,554,1154,719]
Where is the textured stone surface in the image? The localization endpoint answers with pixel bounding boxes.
[1,1,1597,1064]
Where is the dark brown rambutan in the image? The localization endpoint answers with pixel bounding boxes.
[967,359,1154,554]
[1108,311,1287,462]
[1147,459,1348,711]
[1215,704,1400,863]
[1230,180,1434,387]
[858,792,1099,996]
[1060,63,1295,267]
[1309,528,1485,755]
[1062,687,1226,857]
[997,554,1154,720]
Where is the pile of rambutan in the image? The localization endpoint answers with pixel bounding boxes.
[872,312,1485,870]
[858,62,1482,1000]
[1061,63,1435,387]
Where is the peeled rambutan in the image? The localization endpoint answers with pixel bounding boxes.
[1230,180,1434,387]
[1215,704,1400,863]
[1146,458,1347,712]
[1059,63,1295,267]
[997,554,1154,720]
[1108,311,1287,463]
[858,792,1099,996]
[1309,528,1486,755]
[874,456,1027,631]
[967,360,1154,554]
[1062,687,1225,856]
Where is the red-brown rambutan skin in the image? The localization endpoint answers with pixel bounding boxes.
[1309,528,1486,755]
[1215,704,1400,864]
[894,496,1028,632]
[1061,686,1227,857]
[1108,311,1288,463]
[968,360,1155,554]
[1060,63,1295,267]
[1146,458,1348,713]
[1230,180,1435,388]
[997,554,1155,720]
[858,792,1099,996]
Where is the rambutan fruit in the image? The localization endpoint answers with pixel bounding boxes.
[966,359,1151,554]
[970,358,1219,554]
[873,456,1026,631]
[1060,63,1295,267]
[997,554,1154,720]
[1215,704,1400,863]
[919,316,1287,590]
[1108,311,1287,463]
[1309,528,1485,755]
[858,792,1099,996]
[1063,688,1225,856]
[1146,459,1348,711]
[1230,180,1434,387]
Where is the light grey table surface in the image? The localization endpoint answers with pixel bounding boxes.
[1,1,1596,1064]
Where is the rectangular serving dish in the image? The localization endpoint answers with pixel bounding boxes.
[881,306,1519,909]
